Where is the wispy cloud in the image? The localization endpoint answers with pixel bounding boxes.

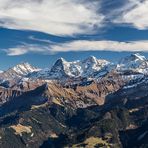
[28,36,53,44]
[4,40,148,56]
[3,43,50,56]
[0,0,104,36]
[50,40,148,52]
[114,0,148,30]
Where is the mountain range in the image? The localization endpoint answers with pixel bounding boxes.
[0,53,148,148]
[0,53,147,80]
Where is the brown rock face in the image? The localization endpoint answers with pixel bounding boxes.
[42,71,126,108]
[0,70,128,108]
[74,71,126,106]
[0,79,45,105]
[0,87,22,105]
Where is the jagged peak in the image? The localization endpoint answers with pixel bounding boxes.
[87,55,97,60]
[83,56,97,63]
[119,53,146,64]
[12,62,38,71]
[53,58,68,66]
[14,62,32,67]
[50,58,69,74]
[131,53,146,61]
[6,62,39,77]
[57,57,67,62]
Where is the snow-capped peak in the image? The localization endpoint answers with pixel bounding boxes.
[117,53,148,73]
[27,54,148,81]
[132,53,146,61]
[12,62,39,76]
[59,57,67,62]
[49,58,80,78]
[83,56,98,63]
[53,58,67,65]
[30,56,111,80]
[119,53,146,64]
[47,56,111,79]
[50,58,67,72]
[0,62,40,82]
[80,56,110,77]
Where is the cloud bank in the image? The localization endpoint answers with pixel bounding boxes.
[4,40,148,56]
[0,0,148,36]
[0,0,103,36]
[51,40,148,52]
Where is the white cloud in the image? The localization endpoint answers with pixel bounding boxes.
[50,40,148,52]
[4,44,50,56]
[0,0,147,36]
[114,0,148,30]
[4,40,148,56]
[0,0,104,36]
[28,36,53,44]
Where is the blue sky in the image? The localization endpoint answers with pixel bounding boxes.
[0,0,148,70]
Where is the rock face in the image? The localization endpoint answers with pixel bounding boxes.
[0,86,22,105]
[0,53,148,148]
